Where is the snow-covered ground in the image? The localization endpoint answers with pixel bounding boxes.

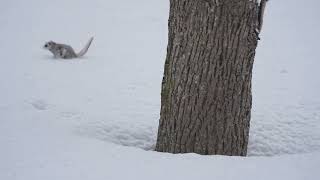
[1,0,319,179]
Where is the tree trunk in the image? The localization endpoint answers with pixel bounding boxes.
[156,0,264,156]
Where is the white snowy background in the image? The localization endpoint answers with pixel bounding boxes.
[0,0,319,180]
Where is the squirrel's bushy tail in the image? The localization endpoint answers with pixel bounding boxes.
[77,37,94,57]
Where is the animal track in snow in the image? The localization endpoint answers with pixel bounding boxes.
[30,100,48,111]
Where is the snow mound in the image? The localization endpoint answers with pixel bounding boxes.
[76,120,157,150]
[249,103,320,156]
[73,101,320,156]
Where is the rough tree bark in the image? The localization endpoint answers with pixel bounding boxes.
[155,0,268,156]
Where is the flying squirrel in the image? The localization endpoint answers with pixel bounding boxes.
[43,37,94,59]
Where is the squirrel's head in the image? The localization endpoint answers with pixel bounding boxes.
[43,41,55,50]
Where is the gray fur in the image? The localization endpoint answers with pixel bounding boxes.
[43,37,93,59]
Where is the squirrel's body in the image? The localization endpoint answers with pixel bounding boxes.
[44,37,93,59]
